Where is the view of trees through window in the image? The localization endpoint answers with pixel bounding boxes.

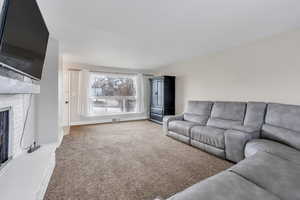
[89,73,137,115]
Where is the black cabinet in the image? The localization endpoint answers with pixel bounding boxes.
[150,76,175,124]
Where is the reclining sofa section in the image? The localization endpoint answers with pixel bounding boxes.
[164,101,267,162]
[163,101,300,200]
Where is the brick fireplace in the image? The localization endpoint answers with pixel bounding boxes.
[0,94,31,162]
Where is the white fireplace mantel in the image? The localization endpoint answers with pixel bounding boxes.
[0,75,40,94]
[0,143,56,200]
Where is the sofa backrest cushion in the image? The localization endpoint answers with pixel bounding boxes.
[262,103,300,149]
[184,101,213,125]
[183,113,209,125]
[262,124,300,150]
[207,118,242,130]
[244,102,267,128]
[265,103,300,132]
[207,102,246,129]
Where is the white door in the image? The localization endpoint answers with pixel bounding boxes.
[62,70,70,130]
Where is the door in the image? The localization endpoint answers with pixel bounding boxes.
[62,70,70,134]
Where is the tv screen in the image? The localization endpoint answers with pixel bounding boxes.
[0,0,49,80]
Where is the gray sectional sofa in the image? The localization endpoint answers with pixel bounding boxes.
[163,101,300,200]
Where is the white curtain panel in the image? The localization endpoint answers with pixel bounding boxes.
[69,70,80,122]
[136,73,152,115]
[143,75,152,116]
[136,74,143,113]
[79,70,90,116]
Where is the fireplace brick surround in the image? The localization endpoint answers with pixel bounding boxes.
[0,95,29,159]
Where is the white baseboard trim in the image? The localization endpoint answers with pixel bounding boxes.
[70,116,149,126]
[63,126,70,136]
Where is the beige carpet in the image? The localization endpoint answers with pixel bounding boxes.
[45,121,232,200]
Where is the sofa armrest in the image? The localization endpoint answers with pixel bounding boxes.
[225,129,260,163]
[163,114,184,133]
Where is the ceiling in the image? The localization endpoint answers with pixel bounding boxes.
[37,0,300,69]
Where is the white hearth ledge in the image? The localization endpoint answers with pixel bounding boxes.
[0,143,56,200]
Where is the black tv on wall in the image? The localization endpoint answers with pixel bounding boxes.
[0,0,49,80]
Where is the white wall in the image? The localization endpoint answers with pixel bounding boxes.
[36,37,63,145]
[58,43,64,142]
[158,29,300,113]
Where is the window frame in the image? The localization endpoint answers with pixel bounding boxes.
[88,72,139,116]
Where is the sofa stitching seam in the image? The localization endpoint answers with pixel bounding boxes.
[228,170,281,199]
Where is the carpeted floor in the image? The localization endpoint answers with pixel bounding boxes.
[45,121,232,200]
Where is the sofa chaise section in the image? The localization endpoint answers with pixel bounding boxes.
[164,101,213,144]
[167,151,300,200]
[230,152,300,200]
[167,170,280,200]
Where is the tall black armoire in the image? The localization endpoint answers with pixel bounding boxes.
[149,76,175,124]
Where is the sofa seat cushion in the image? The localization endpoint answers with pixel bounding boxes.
[230,152,300,200]
[191,126,225,149]
[245,139,300,165]
[167,171,280,200]
[168,120,197,137]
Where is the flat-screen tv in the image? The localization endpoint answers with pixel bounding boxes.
[0,0,49,80]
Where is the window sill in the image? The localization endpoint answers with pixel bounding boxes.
[71,113,149,126]
[84,112,141,118]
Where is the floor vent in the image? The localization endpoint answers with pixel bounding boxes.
[112,118,120,123]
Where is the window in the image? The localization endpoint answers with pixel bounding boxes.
[88,73,138,115]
